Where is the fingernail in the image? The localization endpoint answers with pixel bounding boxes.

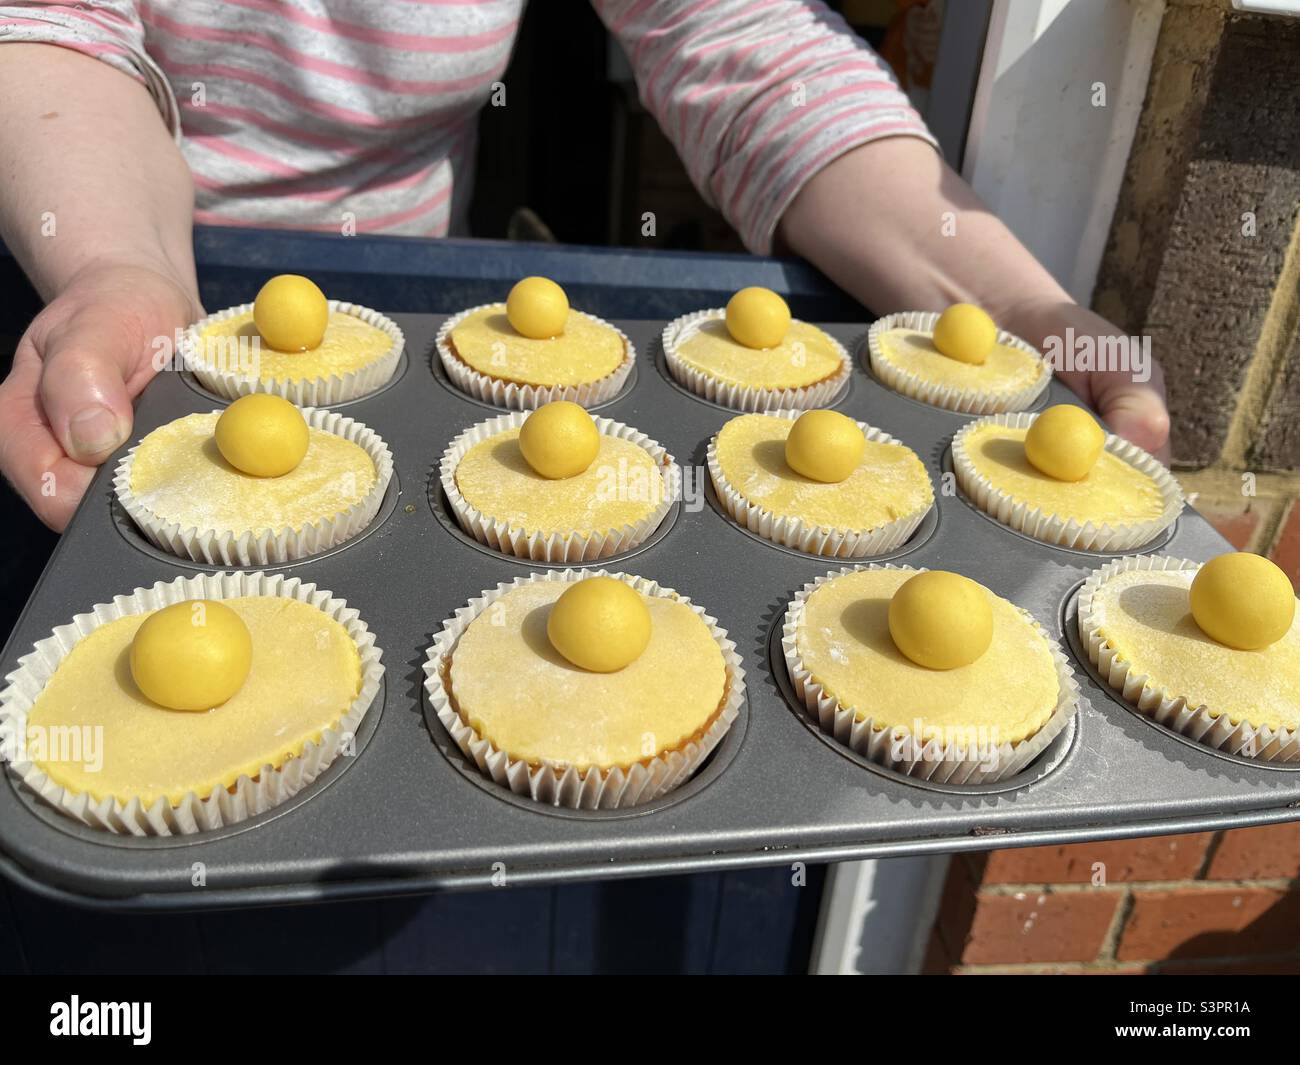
[69,405,127,459]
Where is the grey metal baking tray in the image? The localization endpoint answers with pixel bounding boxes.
[2,313,1297,912]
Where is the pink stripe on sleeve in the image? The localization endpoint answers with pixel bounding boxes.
[628,0,720,70]
[670,27,790,147]
[730,54,872,148]
[643,0,783,116]
[24,3,133,33]
[744,119,926,248]
[675,42,876,155]
[0,17,132,60]
[720,70,912,216]
[725,103,922,221]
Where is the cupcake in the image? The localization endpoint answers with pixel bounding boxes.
[782,565,1078,784]
[114,395,394,566]
[953,405,1182,551]
[663,287,851,410]
[0,570,383,835]
[436,276,634,409]
[708,409,933,557]
[423,570,745,808]
[1079,552,1300,762]
[184,274,404,405]
[439,401,678,563]
[866,303,1050,413]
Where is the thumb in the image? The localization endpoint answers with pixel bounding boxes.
[37,308,140,465]
[1094,376,1171,462]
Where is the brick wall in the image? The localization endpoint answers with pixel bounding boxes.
[928,824,1300,974]
[1094,3,1300,471]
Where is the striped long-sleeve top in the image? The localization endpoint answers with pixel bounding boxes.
[0,0,935,254]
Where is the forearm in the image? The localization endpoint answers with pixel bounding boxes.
[0,42,197,302]
[776,137,1071,342]
[778,135,1170,456]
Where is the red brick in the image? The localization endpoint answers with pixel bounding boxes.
[1118,887,1300,961]
[1192,497,1267,550]
[1271,500,1300,594]
[1206,822,1300,880]
[981,833,1214,886]
[957,889,1123,965]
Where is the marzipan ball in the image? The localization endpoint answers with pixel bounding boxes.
[215,394,310,477]
[725,287,791,349]
[518,401,600,479]
[507,276,569,339]
[1023,404,1105,482]
[547,577,651,672]
[252,274,328,352]
[130,600,253,711]
[932,303,996,365]
[784,409,866,483]
[1190,552,1296,651]
[888,570,994,670]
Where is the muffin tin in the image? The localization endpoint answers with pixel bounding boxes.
[2,312,1298,911]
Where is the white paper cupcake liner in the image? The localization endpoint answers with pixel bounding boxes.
[952,412,1184,551]
[422,569,745,808]
[435,303,635,410]
[182,300,405,406]
[707,409,933,558]
[781,564,1080,785]
[866,311,1051,413]
[113,407,395,566]
[661,309,852,411]
[0,571,384,836]
[1078,555,1300,763]
[439,411,679,563]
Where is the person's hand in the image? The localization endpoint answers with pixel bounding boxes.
[0,261,201,531]
[1005,299,1171,462]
